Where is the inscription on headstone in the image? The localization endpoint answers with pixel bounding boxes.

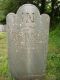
[6,4,50,80]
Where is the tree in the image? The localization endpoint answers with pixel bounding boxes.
[51,0,57,24]
[41,0,46,13]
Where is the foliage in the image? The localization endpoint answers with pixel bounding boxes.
[46,23,60,80]
[0,0,60,25]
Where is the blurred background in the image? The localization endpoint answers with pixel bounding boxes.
[0,0,60,80]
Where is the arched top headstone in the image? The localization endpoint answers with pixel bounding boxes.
[6,4,50,80]
[17,4,40,15]
[6,4,50,30]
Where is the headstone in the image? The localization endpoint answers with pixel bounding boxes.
[0,25,5,32]
[6,4,50,80]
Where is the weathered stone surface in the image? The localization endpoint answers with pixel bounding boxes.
[6,4,50,80]
[0,24,5,32]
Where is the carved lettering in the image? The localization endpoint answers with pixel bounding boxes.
[22,12,34,23]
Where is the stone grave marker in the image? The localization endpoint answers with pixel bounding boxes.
[0,25,5,32]
[6,4,50,80]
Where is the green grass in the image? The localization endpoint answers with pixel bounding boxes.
[46,24,60,80]
[0,32,12,80]
[0,24,60,80]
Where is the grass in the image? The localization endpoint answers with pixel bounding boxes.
[46,24,60,80]
[0,32,12,80]
[0,24,60,80]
